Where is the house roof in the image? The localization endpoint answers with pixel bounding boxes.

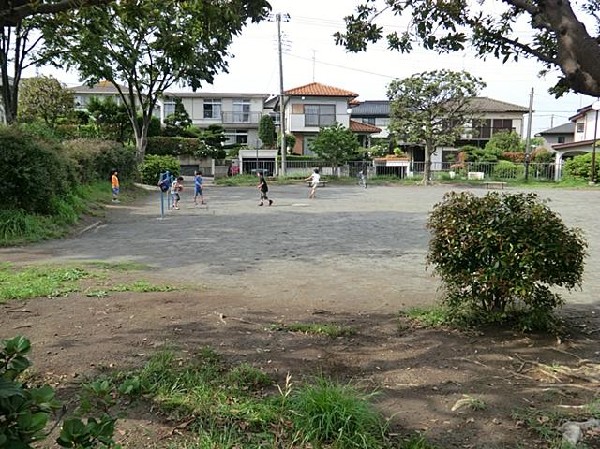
[69,80,126,93]
[538,122,575,135]
[350,101,390,117]
[552,138,595,151]
[349,97,528,116]
[165,92,269,99]
[466,96,529,112]
[284,82,359,98]
[349,119,381,133]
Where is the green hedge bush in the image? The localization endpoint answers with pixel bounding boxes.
[563,152,600,180]
[138,154,180,185]
[492,160,524,179]
[0,127,76,214]
[62,139,137,183]
[427,192,587,331]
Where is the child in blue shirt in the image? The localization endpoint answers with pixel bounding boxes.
[194,170,205,205]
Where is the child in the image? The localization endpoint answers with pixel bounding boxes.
[194,170,205,205]
[257,172,273,206]
[305,168,320,199]
[171,176,184,210]
[111,169,120,202]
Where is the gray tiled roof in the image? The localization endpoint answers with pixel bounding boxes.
[538,122,575,135]
[350,101,389,117]
[350,97,528,117]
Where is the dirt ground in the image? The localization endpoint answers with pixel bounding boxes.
[1,183,599,448]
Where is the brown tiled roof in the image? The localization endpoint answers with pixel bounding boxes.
[69,80,126,93]
[284,82,358,98]
[349,119,381,133]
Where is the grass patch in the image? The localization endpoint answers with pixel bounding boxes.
[0,262,170,303]
[0,263,90,302]
[83,347,420,448]
[402,306,452,327]
[0,181,147,247]
[273,322,356,338]
[109,281,176,293]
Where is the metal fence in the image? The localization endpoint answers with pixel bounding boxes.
[212,159,559,181]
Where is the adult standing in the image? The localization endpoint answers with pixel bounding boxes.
[305,168,320,199]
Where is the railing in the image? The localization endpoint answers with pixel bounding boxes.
[220,111,262,124]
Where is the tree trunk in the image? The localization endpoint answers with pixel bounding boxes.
[423,142,433,186]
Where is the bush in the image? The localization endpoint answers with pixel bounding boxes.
[427,192,587,331]
[492,160,524,179]
[62,139,137,183]
[138,154,180,185]
[0,336,121,449]
[0,126,76,214]
[563,152,600,180]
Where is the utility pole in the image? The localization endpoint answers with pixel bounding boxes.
[524,87,534,181]
[276,13,287,177]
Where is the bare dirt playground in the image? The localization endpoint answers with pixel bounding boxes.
[1,183,599,448]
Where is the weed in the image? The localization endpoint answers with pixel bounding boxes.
[288,377,386,449]
[403,306,452,327]
[84,261,151,271]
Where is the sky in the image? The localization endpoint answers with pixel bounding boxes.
[33,0,592,135]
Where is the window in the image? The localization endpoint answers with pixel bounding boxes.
[557,136,566,144]
[225,130,248,145]
[304,104,335,127]
[304,136,316,155]
[203,99,221,119]
[232,99,251,123]
[492,119,513,134]
[361,117,376,125]
[163,100,176,118]
[576,122,585,133]
[472,119,491,138]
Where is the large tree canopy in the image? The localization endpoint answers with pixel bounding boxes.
[387,69,486,184]
[0,0,111,26]
[335,0,600,97]
[39,0,270,159]
[18,75,73,126]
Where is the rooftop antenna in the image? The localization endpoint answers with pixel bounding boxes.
[312,50,316,81]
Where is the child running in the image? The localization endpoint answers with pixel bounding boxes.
[305,168,320,199]
[257,172,273,206]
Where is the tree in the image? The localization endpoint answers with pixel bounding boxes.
[1,1,112,124]
[1,18,41,124]
[0,0,112,27]
[335,0,600,98]
[39,0,270,161]
[258,114,276,148]
[387,70,486,184]
[310,123,360,168]
[86,96,130,141]
[18,75,73,126]
[164,98,192,137]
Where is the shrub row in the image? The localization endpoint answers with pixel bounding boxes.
[146,136,226,159]
[0,126,136,215]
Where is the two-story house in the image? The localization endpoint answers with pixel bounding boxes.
[159,92,268,147]
[271,82,380,155]
[536,122,575,150]
[349,96,528,166]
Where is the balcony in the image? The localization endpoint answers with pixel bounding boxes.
[221,111,262,125]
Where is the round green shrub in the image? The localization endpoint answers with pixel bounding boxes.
[427,192,587,331]
[138,154,180,185]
